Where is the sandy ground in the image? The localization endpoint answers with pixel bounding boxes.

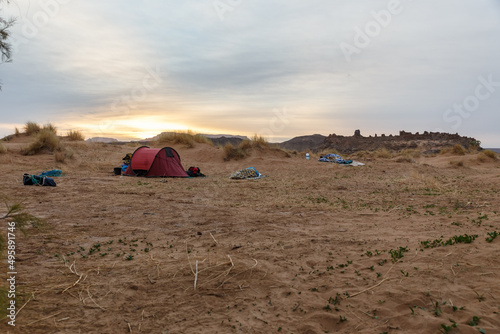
[1,139,500,334]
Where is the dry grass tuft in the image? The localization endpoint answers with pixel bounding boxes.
[452,144,467,155]
[153,131,213,148]
[250,134,269,149]
[395,156,414,163]
[43,123,57,134]
[24,121,41,136]
[54,147,74,163]
[193,134,213,145]
[0,142,6,154]
[443,144,468,156]
[477,150,498,163]
[67,130,85,141]
[223,143,246,161]
[374,147,392,159]
[482,150,497,160]
[449,160,465,167]
[154,132,194,148]
[14,127,20,137]
[222,135,274,161]
[22,129,60,155]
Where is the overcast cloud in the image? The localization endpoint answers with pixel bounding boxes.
[1,0,499,145]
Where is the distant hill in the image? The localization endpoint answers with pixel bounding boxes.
[199,134,249,147]
[86,137,119,143]
[278,134,326,152]
[201,134,249,140]
[320,130,481,154]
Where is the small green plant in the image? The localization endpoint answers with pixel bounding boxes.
[328,293,341,306]
[468,316,481,326]
[440,320,457,333]
[421,234,478,248]
[475,292,485,302]
[339,315,347,322]
[125,254,134,261]
[434,301,442,317]
[389,246,409,262]
[486,231,498,242]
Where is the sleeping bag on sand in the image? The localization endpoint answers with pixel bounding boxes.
[22,173,57,187]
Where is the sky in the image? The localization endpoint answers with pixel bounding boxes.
[1,0,499,145]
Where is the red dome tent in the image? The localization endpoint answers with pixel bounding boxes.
[123,146,188,177]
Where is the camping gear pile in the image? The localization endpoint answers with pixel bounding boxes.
[22,169,62,187]
[230,167,266,180]
[318,153,352,164]
[318,153,365,166]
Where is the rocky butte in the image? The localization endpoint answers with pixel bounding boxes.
[319,130,481,154]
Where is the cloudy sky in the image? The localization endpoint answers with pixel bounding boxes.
[1,0,499,145]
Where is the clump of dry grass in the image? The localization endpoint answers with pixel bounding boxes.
[0,142,6,154]
[24,121,41,136]
[54,147,74,163]
[14,127,20,137]
[250,134,269,149]
[154,132,194,148]
[394,149,421,163]
[67,130,85,141]
[351,150,372,159]
[223,143,246,161]
[449,160,465,167]
[477,150,498,163]
[223,135,273,161]
[22,128,60,155]
[374,147,392,159]
[395,156,414,163]
[43,123,57,134]
[452,144,467,155]
[193,134,213,145]
[442,144,468,156]
[153,131,212,148]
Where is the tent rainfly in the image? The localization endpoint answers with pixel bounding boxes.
[123,146,188,177]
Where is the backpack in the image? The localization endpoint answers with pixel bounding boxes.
[187,166,205,177]
[122,153,133,165]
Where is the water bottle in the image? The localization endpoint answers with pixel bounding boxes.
[306,152,310,160]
